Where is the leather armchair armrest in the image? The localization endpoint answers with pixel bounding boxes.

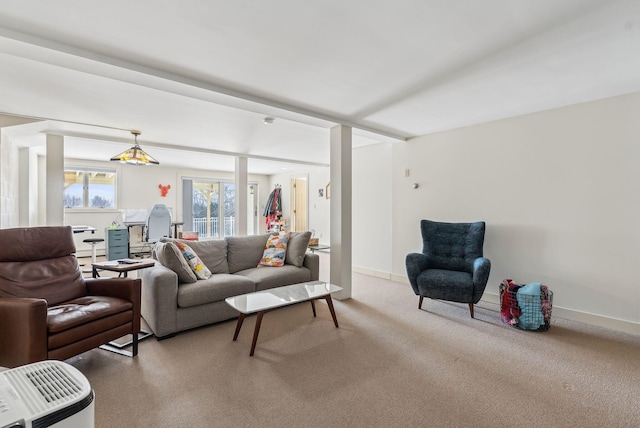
[0,297,48,368]
[405,253,428,295]
[85,278,141,333]
[85,277,141,302]
[471,257,492,303]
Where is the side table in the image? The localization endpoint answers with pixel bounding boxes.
[308,244,330,253]
[92,259,156,349]
[92,259,155,278]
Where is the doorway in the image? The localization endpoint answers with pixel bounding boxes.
[290,176,308,232]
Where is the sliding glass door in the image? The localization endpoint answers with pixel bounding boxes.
[183,178,257,238]
[193,181,221,238]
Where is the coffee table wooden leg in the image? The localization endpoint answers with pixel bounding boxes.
[233,313,246,341]
[324,296,339,328]
[310,300,316,317]
[250,311,267,356]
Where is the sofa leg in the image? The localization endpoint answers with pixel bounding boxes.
[468,303,474,318]
[418,296,424,310]
[156,333,176,341]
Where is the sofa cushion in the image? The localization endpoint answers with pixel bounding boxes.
[258,233,289,267]
[235,265,312,292]
[154,242,197,283]
[226,234,271,273]
[285,231,311,267]
[47,296,133,333]
[173,240,212,280]
[161,238,229,274]
[177,274,255,308]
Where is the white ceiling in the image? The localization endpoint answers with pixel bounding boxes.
[1,0,639,174]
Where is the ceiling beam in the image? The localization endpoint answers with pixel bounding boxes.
[44,130,330,168]
[0,25,408,142]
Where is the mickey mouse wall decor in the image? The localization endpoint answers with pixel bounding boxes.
[159,184,171,197]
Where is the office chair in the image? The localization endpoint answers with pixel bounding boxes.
[146,204,172,242]
[139,204,172,256]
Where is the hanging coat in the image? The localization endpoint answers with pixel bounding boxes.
[263,187,281,228]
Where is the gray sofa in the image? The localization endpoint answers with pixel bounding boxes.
[139,232,318,338]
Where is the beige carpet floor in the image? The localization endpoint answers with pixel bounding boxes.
[68,272,640,428]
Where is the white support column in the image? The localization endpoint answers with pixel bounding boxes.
[46,134,64,226]
[235,156,248,236]
[18,147,30,226]
[18,147,39,226]
[329,125,352,300]
[28,149,39,226]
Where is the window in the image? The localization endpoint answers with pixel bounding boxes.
[64,167,117,209]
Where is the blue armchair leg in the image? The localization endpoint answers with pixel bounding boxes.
[468,304,474,318]
[419,296,424,309]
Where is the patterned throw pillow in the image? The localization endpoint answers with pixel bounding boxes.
[174,240,212,280]
[154,242,197,283]
[258,233,290,267]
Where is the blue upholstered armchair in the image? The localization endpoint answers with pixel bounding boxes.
[405,220,491,318]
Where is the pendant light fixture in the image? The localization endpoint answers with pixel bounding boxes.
[110,130,159,165]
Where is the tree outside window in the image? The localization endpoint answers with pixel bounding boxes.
[191,181,238,237]
[64,168,116,209]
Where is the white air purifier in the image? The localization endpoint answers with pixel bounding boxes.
[0,360,94,428]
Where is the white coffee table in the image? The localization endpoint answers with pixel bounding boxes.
[225,281,342,356]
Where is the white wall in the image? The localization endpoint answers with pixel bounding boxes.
[390,91,640,332]
[307,167,330,243]
[0,114,39,228]
[352,143,393,276]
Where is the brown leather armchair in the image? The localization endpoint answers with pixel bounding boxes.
[0,226,141,368]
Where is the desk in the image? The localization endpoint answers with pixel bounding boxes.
[72,225,96,234]
[172,222,184,238]
[124,221,183,256]
[124,221,183,238]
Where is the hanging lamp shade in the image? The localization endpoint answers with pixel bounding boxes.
[110,130,159,165]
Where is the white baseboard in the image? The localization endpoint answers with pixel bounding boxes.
[364,270,640,335]
[352,265,392,280]
[390,272,409,283]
